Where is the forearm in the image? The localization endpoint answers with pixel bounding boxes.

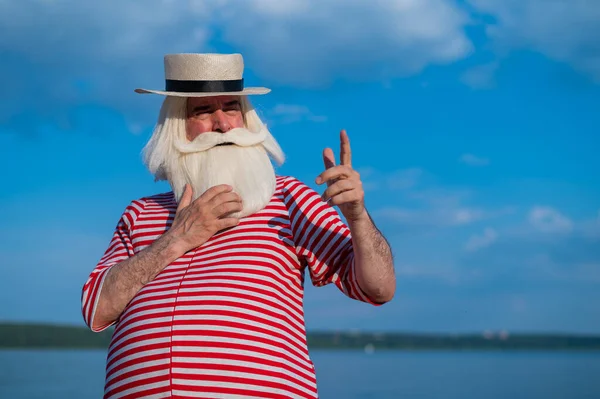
[347,209,395,303]
[93,232,185,330]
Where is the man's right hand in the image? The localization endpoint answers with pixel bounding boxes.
[168,184,242,254]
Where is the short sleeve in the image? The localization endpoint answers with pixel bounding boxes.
[282,177,379,305]
[80,201,142,332]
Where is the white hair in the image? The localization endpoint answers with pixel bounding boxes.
[142,96,285,182]
[141,95,286,217]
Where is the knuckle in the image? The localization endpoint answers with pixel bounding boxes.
[216,204,228,214]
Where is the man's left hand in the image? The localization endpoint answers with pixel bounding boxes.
[316,130,366,223]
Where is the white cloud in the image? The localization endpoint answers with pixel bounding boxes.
[374,206,489,228]
[580,209,600,239]
[460,153,490,166]
[269,104,327,124]
[469,0,600,82]
[386,168,424,190]
[4,0,599,135]
[360,167,424,191]
[528,206,573,234]
[396,263,459,284]
[368,167,515,229]
[465,227,498,251]
[221,0,473,87]
[0,0,214,132]
[460,62,499,89]
[1,0,473,133]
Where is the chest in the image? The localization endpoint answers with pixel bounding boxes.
[131,202,303,284]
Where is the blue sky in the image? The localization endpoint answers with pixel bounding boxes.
[1,0,599,334]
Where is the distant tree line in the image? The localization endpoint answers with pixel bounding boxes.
[2,323,600,351]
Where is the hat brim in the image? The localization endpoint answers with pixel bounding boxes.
[134,87,270,97]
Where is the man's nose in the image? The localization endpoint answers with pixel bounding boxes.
[211,110,231,133]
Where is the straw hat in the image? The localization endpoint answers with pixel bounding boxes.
[135,53,270,97]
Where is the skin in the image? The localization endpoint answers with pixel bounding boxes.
[186,95,244,140]
[93,96,244,330]
[92,98,394,330]
[317,130,396,303]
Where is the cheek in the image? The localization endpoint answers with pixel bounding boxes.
[230,114,245,129]
[186,119,212,140]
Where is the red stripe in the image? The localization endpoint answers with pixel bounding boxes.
[170,372,314,398]
[170,361,317,393]
[81,176,374,398]
[104,373,170,398]
[171,383,289,399]
[171,338,312,373]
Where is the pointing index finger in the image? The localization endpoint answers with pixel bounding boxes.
[340,130,351,166]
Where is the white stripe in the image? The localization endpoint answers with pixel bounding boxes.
[110,315,173,345]
[86,268,112,332]
[182,261,303,296]
[172,304,305,342]
[170,347,314,380]
[200,239,299,264]
[125,294,178,314]
[171,323,307,360]
[106,369,170,394]
[171,344,313,374]
[171,392,259,399]
[171,356,315,392]
[195,245,300,272]
[106,357,170,384]
[107,377,171,399]
[107,347,171,375]
[171,368,316,397]
[201,227,290,247]
[174,291,305,331]
[129,287,180,307]
[108,336,172,365]
[137,391,172,399]
[177,279,303,313]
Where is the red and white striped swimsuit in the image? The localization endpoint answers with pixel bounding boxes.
[82,175,376,398]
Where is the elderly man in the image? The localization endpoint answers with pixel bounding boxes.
[82,53,395,399]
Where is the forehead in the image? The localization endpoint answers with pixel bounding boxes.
[187,95,241,109]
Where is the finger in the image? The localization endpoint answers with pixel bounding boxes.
[208,191,242,207]
[198,184,233,203]
[328,190,362,206]
[322,148,336,170]
[212,201,244,218]
[216,217,240,231]
[177,184,193,212]
[340,130,351,166]
[322,179,355,202]
[316,165,353,185]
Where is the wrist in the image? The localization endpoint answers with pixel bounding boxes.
[157,230,190,260]
[347,209,370,226]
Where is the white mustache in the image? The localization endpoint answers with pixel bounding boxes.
[174,127,268,154]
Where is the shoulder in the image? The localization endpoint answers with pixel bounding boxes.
[137,191,177,209]
[276,175,317,196]
[276,175,328,213]
[119,191,176,227]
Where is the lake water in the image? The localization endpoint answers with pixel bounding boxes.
[1,349,599,398]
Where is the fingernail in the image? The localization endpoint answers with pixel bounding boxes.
[316,177,322,184]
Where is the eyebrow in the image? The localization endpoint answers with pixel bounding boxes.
[191,100,240,114]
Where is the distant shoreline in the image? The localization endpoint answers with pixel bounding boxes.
[2,322,600,351]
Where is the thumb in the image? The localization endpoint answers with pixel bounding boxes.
[176,184,193,213]
[322,148,336,170]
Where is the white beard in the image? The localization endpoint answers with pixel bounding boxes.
[165,127,278,218]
